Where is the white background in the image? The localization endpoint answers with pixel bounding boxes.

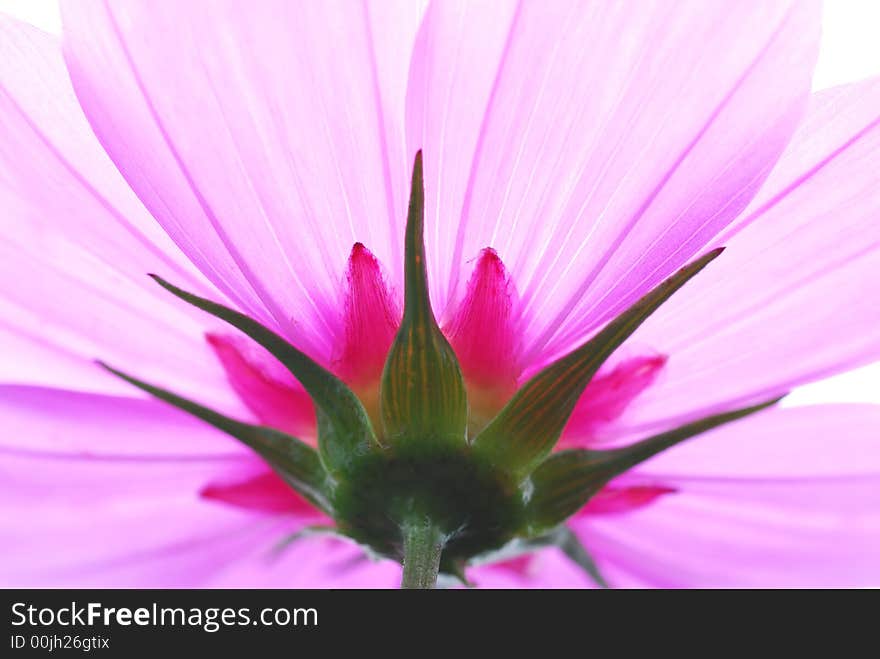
[2,0,879,407]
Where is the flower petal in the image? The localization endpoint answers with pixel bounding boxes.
[0,386,331,586]
[0,448,301,587]
[616,79,880,435]
[635,405,880,479]
[559,352,667,446]
[580,484,675,516]
[0,17,240,409]
[406,0,819,361]
[0,384,248,457]
[332,243,401,388]
[207,333,317,441]
[446,249,522,392]
[204,537,401,588]
[445,248,522,429]
[467,548,597,589]
[61,0,425,358]
[575,406,880,587]
[199,470,328,519]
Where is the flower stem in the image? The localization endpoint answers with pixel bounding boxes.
[400,516,445,589]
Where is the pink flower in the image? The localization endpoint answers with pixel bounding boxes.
[2,0,879,588]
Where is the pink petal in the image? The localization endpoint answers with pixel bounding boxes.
[615,78,880,436]
[580,484,676,516]
[331,243,400,388]
[0,385,248,457]
[207,333,316,441]
[406,0,819,362]
[580,478,880,588]
[559,352,667,447]
[574,405,880,587]
[0,17,239,409]
[61,0,425,358]
[204,537,402,588]
[635,405,880,479]
[445,248,522,421]
[200,470,327,520]
[0,387,331,586]
[467,548,596,589]
[0,18,199,290]
[0,448,300,587]
[208,244,401,437]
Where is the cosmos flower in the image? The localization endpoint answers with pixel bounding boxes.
[1,0,879,588]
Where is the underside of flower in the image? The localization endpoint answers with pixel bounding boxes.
[101,152,781,589]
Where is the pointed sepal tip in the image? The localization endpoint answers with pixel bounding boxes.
[380,151,468,449]
[96,359,333,514]
[146,273,377,477]
[472,247,725,477]
[524,394,784,532]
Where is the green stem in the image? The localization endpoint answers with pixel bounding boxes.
[400,516,445,589]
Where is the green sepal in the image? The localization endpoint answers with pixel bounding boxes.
[99,362,333,515]
[470,526,608,588]
[550,526,609,589]
[148,275,376,476]
[472,248,723,477]
[524,396,783,532]
[380,151,468,450]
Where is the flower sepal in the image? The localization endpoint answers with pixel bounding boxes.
[522,396,784,533]
[380,152,469,453]
[145,274,379,478]
[471,526,609,588]
[470,247,724,479]
[97,362,334,515]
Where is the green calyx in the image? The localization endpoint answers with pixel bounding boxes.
[380,152,468,452]
[102,152,783,589]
